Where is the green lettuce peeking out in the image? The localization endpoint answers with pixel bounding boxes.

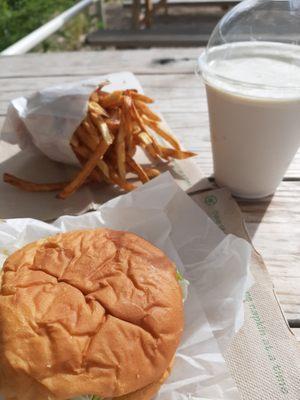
[176,270,184,281]
[176,270,189,301]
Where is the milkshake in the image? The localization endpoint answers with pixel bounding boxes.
[199,41,300,198]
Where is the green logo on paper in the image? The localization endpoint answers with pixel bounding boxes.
[204,195,217,206]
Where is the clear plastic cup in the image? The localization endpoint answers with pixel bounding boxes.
[197,0,300,199]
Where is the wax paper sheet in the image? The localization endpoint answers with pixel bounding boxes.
[0,174,251,399]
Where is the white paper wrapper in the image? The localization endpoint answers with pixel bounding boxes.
[1,72,142,165]
[0,174,251,399]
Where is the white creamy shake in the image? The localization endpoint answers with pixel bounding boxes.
[201,42,300,198]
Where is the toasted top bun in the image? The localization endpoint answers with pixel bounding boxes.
[0,229,183,400]
[116,359,173,400]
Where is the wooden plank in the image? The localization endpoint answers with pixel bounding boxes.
[3,72,300,120]
[0,48,202,78]
[86,30,211,48]
[237,181,300,322]
[124,0,239,4]
[0,74,209,114]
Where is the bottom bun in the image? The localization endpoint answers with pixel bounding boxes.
[3,366,171,400]
[116,361,173,400]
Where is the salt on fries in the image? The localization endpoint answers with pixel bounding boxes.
[3,87,196,199]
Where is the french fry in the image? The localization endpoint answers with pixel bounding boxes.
[122,95,135,157]
[137,131,152,146]
[131,102,159,158]
[71,142,90,160]
[126,155,149,183]
[123,94,133,110]
[92,82,109,101]
[131,104,161,158]
[99,90,123,109]
[89,101,109,117]
[89,91,99,103]
[83,116,101,143]
[131,102,147,132]
[73,157,105,188]
[96,81,110,91]
[71,143,103,183]
[75,125,99,150]
[125,126,134,153]
[134,100,161,122]
[116,111,127,180]
[137,132,160,160]
[144,167,160,179]
[124,89,137,95]
[146,132,163,157]
[106,162,136,191]
[3,173,69,192]
[73,141,111,180]
[106,119,120,133]
[116,96,132,179]
[58,139,110,199]
[104,147,134,190]
[88,112,101,130]
[129,91,154,104]
[100,122,114,145]
[97,159,111,180]
[110,107,121,121]
[89,112,100,129]
[143,117,181,150]
[127,142,137,158]
[88,110,114,146]
[70,134,80,147]
[159,146,197,160]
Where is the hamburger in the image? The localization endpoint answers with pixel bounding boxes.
[0,228,184,400]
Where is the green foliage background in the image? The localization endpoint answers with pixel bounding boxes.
[0,0,98,52]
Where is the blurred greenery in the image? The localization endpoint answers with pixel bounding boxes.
[0,0,101,52]
[34,12,91,52]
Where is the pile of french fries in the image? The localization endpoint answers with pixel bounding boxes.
[3,85,196,199]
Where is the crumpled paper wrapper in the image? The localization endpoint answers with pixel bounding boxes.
[0,174,252,399]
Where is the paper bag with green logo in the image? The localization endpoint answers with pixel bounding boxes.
[191,188,300,399]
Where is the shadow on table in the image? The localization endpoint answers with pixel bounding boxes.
[205,176,274,240]
[0,147,195,221]
[234,194,274,240]
[0,148,97,220]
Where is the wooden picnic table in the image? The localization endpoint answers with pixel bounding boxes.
[0,48,299,342]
